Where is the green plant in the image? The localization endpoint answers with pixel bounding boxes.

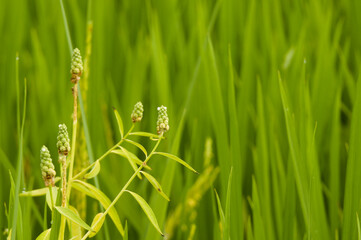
[19,49,197,239]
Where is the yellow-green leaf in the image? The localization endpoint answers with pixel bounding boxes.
[113,108,124,138]
[68,206,82,240]
[46,187,58,210]
[154,152,199,174]
[89,213,105,238]
[140,171,169,201]
[20,188,48,197]
[84,160,100,179]
[55,206,92,231]
[119,147,142,179]
[72,180,124,236]
[35,228,51,240]
[112,148,151,170]
[125,190,164,236]
[124,139,147,156]
[129,132,164,139]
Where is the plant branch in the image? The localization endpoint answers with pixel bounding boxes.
[81,134,163,239]
[72,124,135,180]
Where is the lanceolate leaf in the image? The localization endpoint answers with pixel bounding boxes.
[71,180,124,236]
[35,228,51,240]
[112,148,151,170]
[45,187,58,210]
[119,147,142,179]
[55,206,92,231]
[113,107,124,138]
[129,132,164,139]
[89,213,105,238]
[124,190,164,236]
[124,138,148,156]
[84,160,101,179]
[20,188,48,197]
[154,152,198,174]
[140,171,170,201]
[67,206,82,239]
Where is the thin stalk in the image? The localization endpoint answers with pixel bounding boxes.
[72,124,135,180]
[81,134,163,240]
[67,82,79,195]
[48,185,55,210]
[59,154,67,207]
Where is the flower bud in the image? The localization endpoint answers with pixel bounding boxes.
[57,124,70,156]
[40,145,56,187]
[70,48,83,83]
[156,105,169,135]
[131,102,144,123]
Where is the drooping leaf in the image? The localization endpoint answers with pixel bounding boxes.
[84,160,100,179]
[71,180,124,236]
[113,107,124,138]
[55,206,92,231]
[125,190,164,236]
[124,138,148,156]
[119,147,142,179]
[154,152,198,174]
[140,171,169,201]
[35,228,51,240]
[112,148,151,170]
[89,213,105,238]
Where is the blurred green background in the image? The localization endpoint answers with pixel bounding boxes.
[2,0,361,239]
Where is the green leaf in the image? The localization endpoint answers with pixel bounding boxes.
[214,189,226,237]
[20,188,48,197]
[154,152,198,174]
[89,213,105,238]
[125,190,164,236]
[113,107,124,138]
[35,228,51,240]
[124,221,128,240]
[140,171,169,201]
[124,138,148,156]
[119,147,142,179]
[84,160,100,179]
[45,187,58,210]
[49,188,62,240]
[112,148,151,170]
[71,180,124,236]
[357,213,361,240]
[67,206,82,240]
[129,132,164,139]
[55,206,92,231]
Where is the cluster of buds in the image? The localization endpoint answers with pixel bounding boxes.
[156,105,169,135]
[40,146,56,187]
[57,124,70,157]
[70,48,83,84]
[131,102,144,123]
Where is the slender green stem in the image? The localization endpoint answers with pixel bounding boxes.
[72,124,135,180]
[59,154,67,207]
[48,185,55,210]
[81,134,163,239]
